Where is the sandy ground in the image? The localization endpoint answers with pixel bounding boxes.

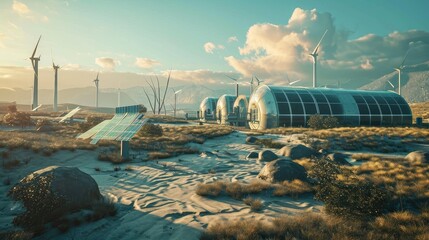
[0,130,425,239]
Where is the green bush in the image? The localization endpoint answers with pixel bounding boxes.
[307,115,339,129]
[310,158,390,218]
[138,123,163,137]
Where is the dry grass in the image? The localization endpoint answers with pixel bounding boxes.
[350,156,429,206]
[200,211,429,240]
[196,179,313,200]
[242,197,264,211]
[0,129,98,153]
[410,101,429,120]
[272,179,314,197]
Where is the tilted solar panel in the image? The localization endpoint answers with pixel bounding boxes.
[59,107,81,123]
[77,104,147,144]
[77,120,110,140]
[116,118,149,141]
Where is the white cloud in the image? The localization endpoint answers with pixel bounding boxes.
[12,0,30,15]
[204,42,216,54]
[225,7,429,87]
[228,36,238,42]
[135,58,160,69]
[0,33,6,48]
[95,57,117,70]
[204,42,225,54]
[360,59,373,70]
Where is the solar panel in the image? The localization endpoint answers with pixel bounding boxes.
[77,120,110,140]
[77,104,147,144]
[59,106,81,123]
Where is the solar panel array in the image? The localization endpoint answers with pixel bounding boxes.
[77,104,147,144]
[59,106,81,123]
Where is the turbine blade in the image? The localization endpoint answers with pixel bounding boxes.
[225,74,237,82]
[96,71,99,80]
[312,29,328,55]
[388,80,395,88]
[400,49,410,68]
[31,35,42,58]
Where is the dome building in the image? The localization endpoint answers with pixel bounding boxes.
[199,97,218,121]
[248,85,412,130]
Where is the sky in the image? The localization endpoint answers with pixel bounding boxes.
[1,0,429,90]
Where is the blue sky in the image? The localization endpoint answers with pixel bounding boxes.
[1,0,429,89]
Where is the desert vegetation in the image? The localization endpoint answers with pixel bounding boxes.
[307,114,339,129]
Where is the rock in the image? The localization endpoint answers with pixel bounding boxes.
[9,166,102,222]
[278,144,318,159]
[246,136,258,144]
[257,158,307,183]
[326,153,351,166]
[246,151,259,159]
[405,151,429,164]
[258,150,278,162]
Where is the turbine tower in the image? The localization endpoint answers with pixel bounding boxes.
[52,62,60,112]
[94,72,100,108]
[29,35,42,109]
[394,49,410,96]
[309,29,328,88]
[173,88,182,118]
[225,75,239,97]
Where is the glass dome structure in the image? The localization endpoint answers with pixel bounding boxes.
[216,94,237,125]
[248,85,412,130]
[199,97,218,121]
[232,95,249,127]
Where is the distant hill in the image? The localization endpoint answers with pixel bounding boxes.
[360,61,429,103]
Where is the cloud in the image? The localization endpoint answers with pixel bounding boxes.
[12,0,30,15]
[0,33,6,48]
[12,1,49,22]
[226,7,429,87]
[161,69,238,85]
[204,42,216,54]
[360,59,373,70]
[95,57,117,70]
[228,36,238,42]
[135,58,161,69]
[204,42,224,54]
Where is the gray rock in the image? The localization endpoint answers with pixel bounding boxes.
[258,150,278,162]
[258,158,307,183]
[326,153,351,166]
[10,166,102,214]
[405,151,429,164]
[246,136,258,144]
[278,144,318,159]
[246,151,259,159]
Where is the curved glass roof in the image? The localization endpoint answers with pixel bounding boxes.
[248,85,412,129]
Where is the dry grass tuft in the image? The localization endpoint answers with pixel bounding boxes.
[201,211,429,240]
[272,179,314,197]
[242,197,264,211]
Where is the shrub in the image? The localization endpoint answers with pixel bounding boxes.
[243,197,264,211]
[196,182,225,197]
[307,115,339,129]
[3,112,32,128]
[35,119,52,129]
[310,158,390,218]
[138,123,163,137]
[98,152,124,163]
[8,105,17,113]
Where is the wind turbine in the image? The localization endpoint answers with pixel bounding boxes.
[249,76,254,94]
[255,76,264,86]
[225,75,239,97]
[94,72,100,108]
[309,29,328,88]
[286,73,301,86]
[29,35,42,110]
[394,49,410,96]
[172,88,182,118]
[52,59,60,112]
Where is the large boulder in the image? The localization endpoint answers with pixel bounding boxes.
[258,150,278,162]
[278,144,318,159]
[246,151,259,159]
[9,166,102,226]
[257,158,307,183]
[246,136,258,144]
[405,151,429,164]
[326,153,351,166]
